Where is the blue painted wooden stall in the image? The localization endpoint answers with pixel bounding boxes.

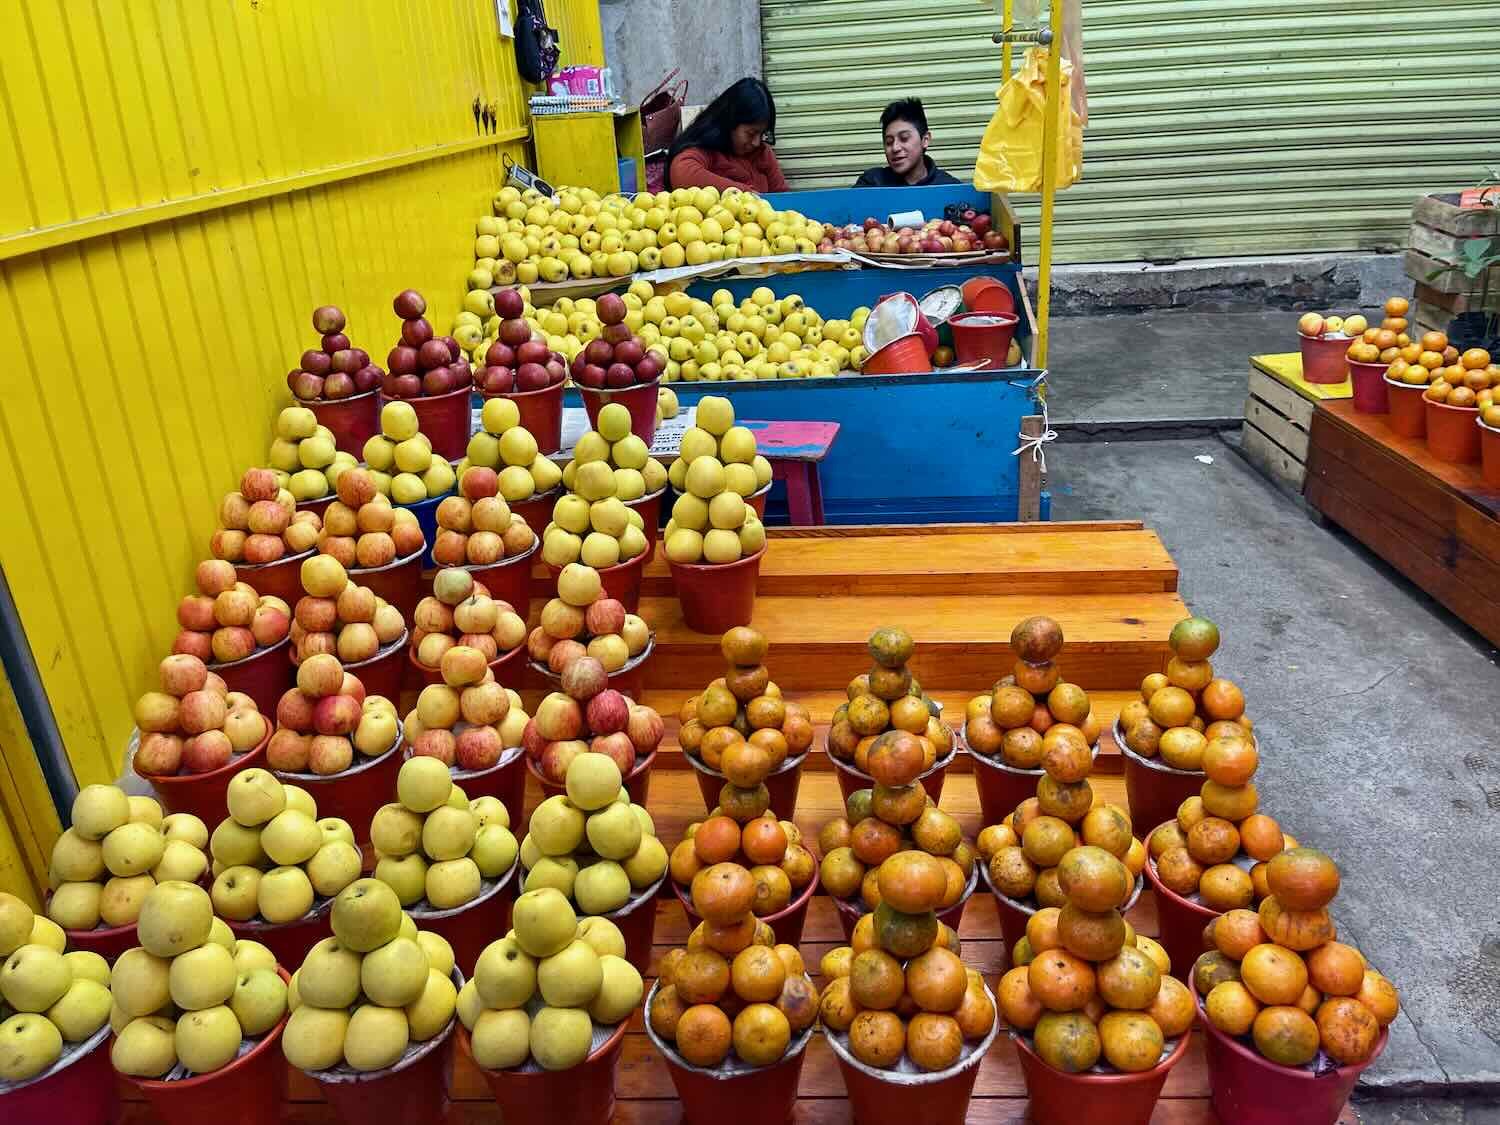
[763,184,996,228]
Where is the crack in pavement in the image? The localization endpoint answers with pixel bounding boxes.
[1280,663,1407,717]
[1340,915,1453,1090]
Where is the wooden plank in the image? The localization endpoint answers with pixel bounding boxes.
[1415,281,1478,316]
[1240,424,1306,492]
[1247,353,1351,402]
[1412,191,1500,238]
[1244,398,1310,461]
[1408,218,1500,265]
[1248,369,1316,429]
[1017,415,1042,522]
[1405,247,1500,295]
[764,521,1147,539]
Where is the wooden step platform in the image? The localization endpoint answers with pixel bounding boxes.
[116,772,1358,1125]
[1305,399,1500,647]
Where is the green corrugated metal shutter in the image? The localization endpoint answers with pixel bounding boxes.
[761,0,1500,262]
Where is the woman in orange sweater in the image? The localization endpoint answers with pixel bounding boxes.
[667,78,790,193]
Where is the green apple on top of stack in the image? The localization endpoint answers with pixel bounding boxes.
[520,754,668,917]
[0,891,113,1081]
[369,758,519,911]
[663,396,770,565]
[46,785,210,934]
[460,886,643,1071]
[108,881,289,1077]
[281,880,459,1073]
[561,402,669,503]
[208,768,361,925]
[542,415,660,571]
[267,406,358,503]
[456,398,565,503]
[361,401,458,505]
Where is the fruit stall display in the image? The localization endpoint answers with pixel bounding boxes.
[525,565,654,686]
[44,788,208,958]
[315,468,427,571]
[522,652,664,796]
[266,654,399,774]
[1000,844,1195,1124]
[664,394,775,526]
[410,568,530,685]
[131,655,271,801]
[560,404,670,504]
[544,440,657,574]
[286,305,381,405]
[827,208,1009,257]
[826,627,956,799]
[211,468,323,569]
[516,754,668,971]
[645,864,819,1122]
[429,467,544,573]
[290,557,408,694]
[166,560,292,708]
[458,400,565,508]
[676,626,815,817]
[360,401,459,506]
[265,407,359,505]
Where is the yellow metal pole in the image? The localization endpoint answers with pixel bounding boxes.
[1001,0,1015,82]
[1033,0,1064,372]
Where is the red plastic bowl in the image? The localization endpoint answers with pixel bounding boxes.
[1298,333,1351,385]
[453,747,528,833]
[623,485,667,543]
[1118,719,1205,845]
[226,901,334,969]
[486,381,564,455]
[143,725,271,824]
[460,1014,629,1125]
[510,485,561,539]
[667,545,766,634]
[384,384,473,462]
[1143,839,1221,983]
[311,390,381,457]
[273,731,403,852]
[0,1022,116,1125]
[964,736,1042,827]
[340,633,409,703]
[465,535,540,619]
[687,749,806,820]
[577,381,659,444]
[545,542,651,613]
[950,311,1019,367]
[213,635,294,717]
[313,1016,456,1125]
[1346,358,1390,413]
[234,548,314,607]
[58,917,138,963]
[1014,1025,1191,1125]
[408,861,519,974]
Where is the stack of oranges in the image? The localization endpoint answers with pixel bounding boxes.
[1344,296,1411,364]
[997,844,1195,1073]
[817,848,997,1071]
[816,733,974,921]
[962,616,1102,767]
[827,627,953,776]
[1193,848,1399,1067]
[1121,616,1252,771]
[1419,343,1497,410]
[670,811,816,921]
[648,861,819,1067]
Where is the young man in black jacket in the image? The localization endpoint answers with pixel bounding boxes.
[854,98,961,187]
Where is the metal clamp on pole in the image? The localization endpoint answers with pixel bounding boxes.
[992,28,1053,44]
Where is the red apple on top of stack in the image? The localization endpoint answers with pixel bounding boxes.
[413,568,528,672]
[287,304,384,401]
[173,559,292,666]
[290,555,407,666]
[132,654,269,779]
[524,650,665,785]
[383,289,474,399]
[430,466,540,567]
[212,468,323,565]
[315,467,427,570]
[266,653,400,775]
[402,644,529,773]
[568,292,664,390]
[527,563,652,674]
[477,288,568,395]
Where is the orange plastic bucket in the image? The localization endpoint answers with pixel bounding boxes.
[1015,1027,1191,1125]
[960,276,1004,309]
[863,333,932,376]
[950,312,1019,366]
[1298,333,1350,384]
[667,545,765,633]
[1424,398,1481,462]
[1480,418,1500,485]
[1383,378,1426,438]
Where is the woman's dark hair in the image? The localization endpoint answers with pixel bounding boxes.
[666,78,776,188]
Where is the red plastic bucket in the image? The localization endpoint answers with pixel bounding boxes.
[834,864,976,944]
[1425,398,1481,463]
[213,635,294,716]
[454,747,528,832]
[863,333,932,376]
[646,983,812,1124]
[980,862,1034,953]
[1383,377,1427,438]
[671,482,770,526]
[273,734,403,852]
[674,861,820,947]
[313,1018,456,1125]
[1346,359,1390,413]
[383,385,473,462]
[1014,1025,1192,1125]
[1194,980,1388,1125]
[227,903,334,974]
[0,1023,117,1125]
[950,312,1019,366]
[234,548,314,607]
[486,381,565,455]
[460,1015,629,1125]
[466,536,539,618]
[1481,418,1500,486]
[352,548,425,621]
[960,276,1005,309]
[607,872,666,974]
[667,545,765,634]
[409,861,519,974]
[966,742,1042,828]
[1144,840,1220,983]
[529,634,654,702]
[510,486,561,540]
[578,382,660,444]
[145,726,271,824]
[527,748,656,809]
[125,969,290,1125]
[311,391,381,457]
[59,918,138,963]
[342,635,408,703]
[830,740,954,805]
[1298,333,1351,385]
[1118,721,1204,844]
[688,750,806,820]
[968,285,1016,316]
[546,542,651,613]
[623,486,667,543]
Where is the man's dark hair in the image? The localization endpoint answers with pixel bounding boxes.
[881,98,930,136]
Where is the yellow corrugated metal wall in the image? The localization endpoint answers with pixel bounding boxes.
[0,0,601,824]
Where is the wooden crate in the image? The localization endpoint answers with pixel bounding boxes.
[1241,354,1349,494]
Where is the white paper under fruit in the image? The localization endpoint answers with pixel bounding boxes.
[0,1021,110,1094]
[641,977,817,1079]
[305,967,463,1083]
[823,981,1001,1084]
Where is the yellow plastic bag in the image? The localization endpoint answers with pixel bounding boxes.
[974,46,1083,193]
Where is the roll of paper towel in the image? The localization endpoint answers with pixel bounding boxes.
[888,209,925,229]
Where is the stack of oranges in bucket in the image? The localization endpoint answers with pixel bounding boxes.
[1420,342,1498,410]
[1343,297,1409,366]
[1193,848,1399,1067]
[998,844,1195,1072]
[670,810,817,922]
[1121,616,1251,770]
